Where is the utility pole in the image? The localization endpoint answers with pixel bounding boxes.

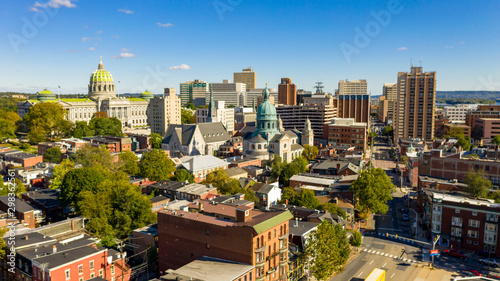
[432,235,441,267]
[409,208,418,238]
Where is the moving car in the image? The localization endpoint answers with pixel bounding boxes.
[480,258,500,267]
[459,269,481,276]
[443,249,467,259]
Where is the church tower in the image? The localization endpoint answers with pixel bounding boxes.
[301,117,314,146]
[207,88,217,123]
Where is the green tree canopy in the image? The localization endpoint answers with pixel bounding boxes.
[139,149,175,181]
[43,147,62,163]
[349,230,363,247]
[383,126,393,137]
[350,168,394,214]
[320,203,346,219]
[89,117,123,136]
[50,159,74,189]
[0,179,26,197]
[181,108,196,124]
[72,121,94,138]
[0,227,6,259]
[172,169,195,183]
[464,169,492,198]
[186,103,196,110]
[23,102,72,142]
[270,156,308,186]
[75,145,115,172]
[302,144,319,160]
[493,135,500,145]
[0,112,21,142]
[368,131,378,150]
[150,133,163,149]
[60,167,107,212]
[203,169,230,189]
[290,189,321,209]
[304,221,351,280]
[118,151,140,175]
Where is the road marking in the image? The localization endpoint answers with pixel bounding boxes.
[383,263,387,268]
[358,272,363,278]
[385,253,388,256]
[390,255,394,258]
[363,249,367,252]
[391,273,395,278]
[376,251,380,255]
[369,260,374,265]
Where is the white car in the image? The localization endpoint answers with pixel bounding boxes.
[479,258,500,267]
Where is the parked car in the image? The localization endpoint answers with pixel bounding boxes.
[480,258,500,267]
[460,269,482,276]
[443,249,467,259]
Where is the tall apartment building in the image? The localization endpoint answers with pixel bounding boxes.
[207,80,247,107]
[377,83,397,124]
[394,67,436,142]
[150,88,181,136]
[158,207,293,281]
[196,94,235,133]
[180,80,209,106]
[278,78,297,105]
[444,104,478,123]
[276,94,336,139]
[234,68,257,90]
[336,79,370,125]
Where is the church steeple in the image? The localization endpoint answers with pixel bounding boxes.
[207,86,216,123]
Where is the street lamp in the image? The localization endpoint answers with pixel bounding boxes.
[432,235,441,267]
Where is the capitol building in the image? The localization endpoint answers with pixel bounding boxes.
[18,58,154,128]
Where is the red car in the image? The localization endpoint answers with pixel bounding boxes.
[444,249,467,259]
[460,269,481,276]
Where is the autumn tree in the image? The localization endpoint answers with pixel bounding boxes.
[350,168,394,214]
[304,221,351,280]
[464,169,492,198]
[302,144,319,160]
[139,149,175,181]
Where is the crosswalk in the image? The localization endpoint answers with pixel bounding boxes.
[362,248,419,264]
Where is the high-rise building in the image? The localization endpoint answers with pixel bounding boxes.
[150,88,181,136]
[444,104,478,123]
[196,90,235,133]
[377,83,397,124]
[207,80,247,107]
[234,67,257,90]
[336,79,370,125]
[394,67,436,142]
[278,78,297,105]
[179,80,209,107]
[247,88,278,107]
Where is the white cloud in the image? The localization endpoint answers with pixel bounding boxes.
[169,64,191,71]
[157,22,174,28]
[31,0,76,12]
[121,48,130,52]
[118,9,134,14]
[96,30,103,34]
[81,37,91,42]
[398,47,408,51]
[112,52,136,59]
[88,47,95,51]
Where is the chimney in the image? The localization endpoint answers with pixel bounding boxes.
[337,163,340,170]
[25,235,28,240]
[53,245,57,253]
[199,203,204,211]
[295,218,298,227]
[236,207,252,222]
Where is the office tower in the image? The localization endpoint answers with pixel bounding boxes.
[377,83,397,124]
[278,78,297,105]
[246,87,278,106]
[336,79,370,124]
[196,90,235,133]
[150,88,181,136]
[207,80,247,107]
[444,104,478,123]
[233,67,257,90]
[179,80,209,107]
[394,67,436,142]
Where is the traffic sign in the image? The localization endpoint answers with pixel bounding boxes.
[430,249,439,256]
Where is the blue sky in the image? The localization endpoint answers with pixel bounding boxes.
[1,0,500,96]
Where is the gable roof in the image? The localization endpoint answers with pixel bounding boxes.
[338,163,360,174]
[163,123,230,146]
[180,155,228,172]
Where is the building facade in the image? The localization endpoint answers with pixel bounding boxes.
[323,118,368,152]
[180,80,209,106]
[207,80,247,107]
[336,79,370,125]
[196,93,235,133]
[278,78,297,105]
[377,83,397,124]
[234,68,257,90]
[394,67,436,142]
[444,104,478,123]
[150,88,181,136]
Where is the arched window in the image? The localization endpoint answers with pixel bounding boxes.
[257,237,260,248]
[280,225,283,236]
[261,235,264,245]
[252,144,255,149]
[267,123,270,129]
[258,144,262,149]
[268,232,271,240]
[284,224,287,234]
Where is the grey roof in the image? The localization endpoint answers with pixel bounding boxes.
[148,180,185,191]
[251,183,276,195]
[291,143,304,151]
[283,130,300,138]
[198,123,231,143]
[17,237,95,260]
[288,220,319,237]
[150,195,170,204]
[338,163,360,174]
[13,232,56,250]
[225,166,248,178]
[33,246,107,269]
[249,134,267,142]
[162,256,254,281]
[163,123,230,145]
[181,155,228,172]
[0,196,37,213]
[22,189,60,208]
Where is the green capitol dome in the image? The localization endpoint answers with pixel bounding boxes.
[140,90,154,101]
[37,88,56,102]
[88,57,116,100]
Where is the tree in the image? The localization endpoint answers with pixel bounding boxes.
[23,102,72,142]
[268,155,286,181]
[181,108,196,124]
[186,103,196,110]
[446,126,471,151]
[0,227,6,259]
[139,149,175,181]
[349,230,363,247]
[320,203,346,219]
[43,147,62,163]
[464,169,492,198]
[302,144,319,160]
[0,178,26,197]
[280,157,308,186]
[50,159,74,189]
[493,135,500,145]
[72,121,94,138]
[382,126,393,137]
[150,133,163,149]
[369,131,378,150]
[75,145,114,172]
[290,189,321,209]
[350,168,394,215]
[60,167,107,212]
[89,117,123,136]
[172,169,195,183]
[0,118,17,142]
[203,169,230,189]
[118,151,140,175]
[304,221,351,280]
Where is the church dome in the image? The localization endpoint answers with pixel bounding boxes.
[257,87,277,120]
[37,88,56,102]
[140,90,154,101]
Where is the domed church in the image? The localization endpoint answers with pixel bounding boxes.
[18,58,152,128]
[242,86,313,163]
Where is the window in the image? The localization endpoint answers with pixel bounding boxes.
[487,213,498,222]
[451,227,462,237]
[65,269,70,280]
[90,273,95,278]
[111,265,115,275]
[268,232,271,240]
[79,278,83,281]
[486,223,498,232]
[472,211,478,216]
[90,260,94,270]
[451,217,463,227]
[469,219,480,228]
[468,230,479,238]
[99,270,103,277]
[78,264,83,274]
[455,208,460,214]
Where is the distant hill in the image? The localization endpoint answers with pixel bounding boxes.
[437,91,500,100]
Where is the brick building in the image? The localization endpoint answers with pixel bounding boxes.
[0,196,42,229]
[419,149,500,185]
[465,105,500,130]
[427,192,500,257]
[323,118,368,152]
[0,150,43,168]
[278,78,297,105]
[158,207,293,281]
[475,118,500,138]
